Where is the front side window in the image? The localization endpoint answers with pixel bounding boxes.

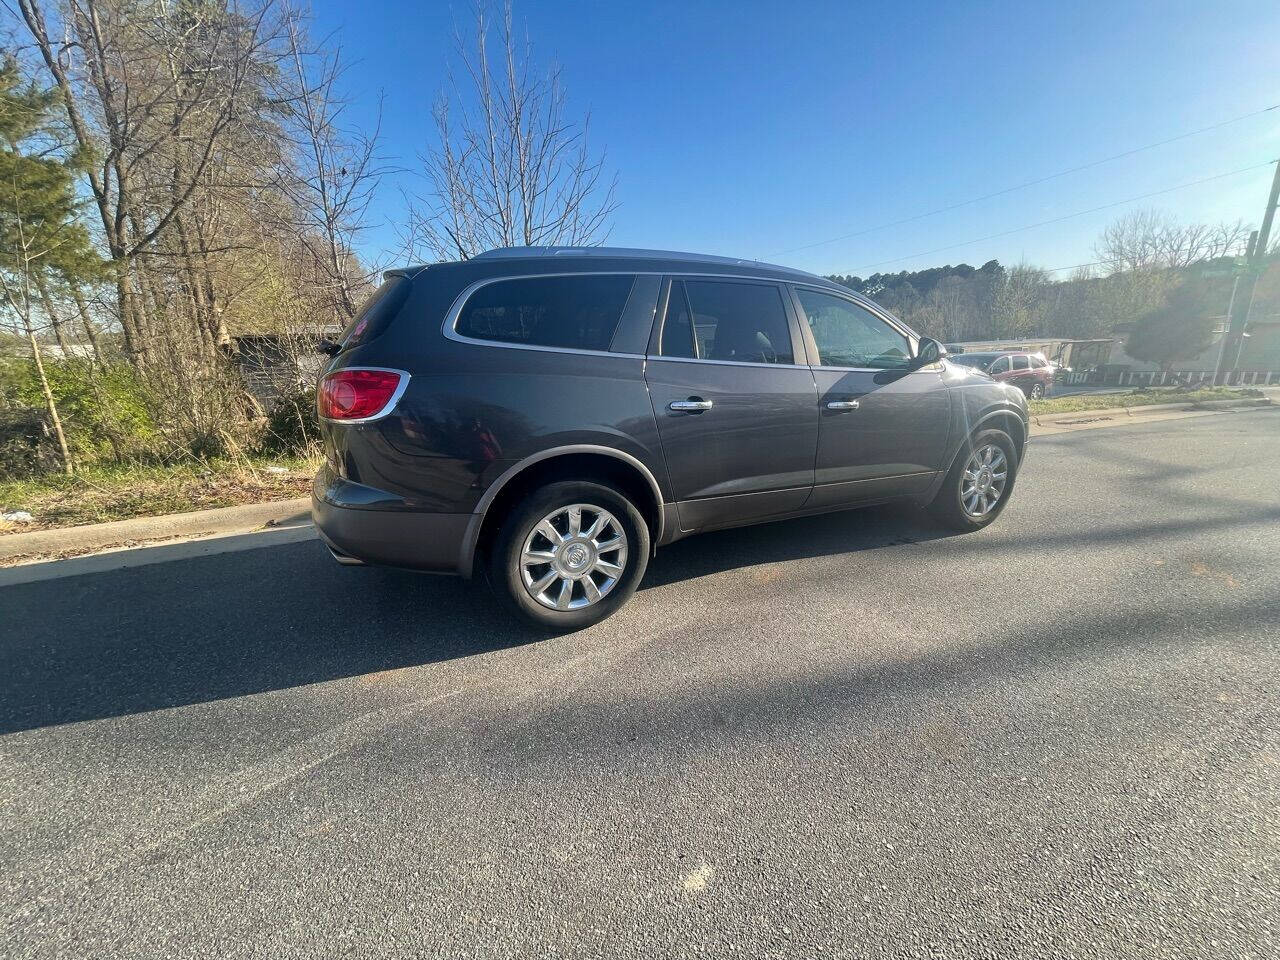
[1030,355,1048,368]
[795,288,911,369]
[660,279,793,364]
[455,275,636,351]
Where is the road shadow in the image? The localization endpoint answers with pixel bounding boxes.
[5,465,1276,737]
[0,502,951,735]
[640,502,948,588]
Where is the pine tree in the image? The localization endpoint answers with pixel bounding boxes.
[1124,282,1216,375]
[0,56,104,474]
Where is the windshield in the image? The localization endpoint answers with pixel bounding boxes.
[950,354,993,369]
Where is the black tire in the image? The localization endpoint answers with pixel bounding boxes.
[928,428,1018,531]
[1029,382,1046,400]
[489,480,650,630]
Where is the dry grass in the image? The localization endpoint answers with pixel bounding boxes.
[1031,387,1261,416]
[0,457,315,533]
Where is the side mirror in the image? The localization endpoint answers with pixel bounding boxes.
[913,337,948,368]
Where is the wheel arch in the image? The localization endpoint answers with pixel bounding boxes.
[969,407,1027,457]
[459,445,665,578]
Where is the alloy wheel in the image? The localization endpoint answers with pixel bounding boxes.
[519,504,629,610]
[961,443,1009,518]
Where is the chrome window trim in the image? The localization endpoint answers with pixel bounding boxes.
[809,363,930,374]
[318,366,413,424]
[645,354,811,371]
[789,281,922,374]
[442,271,843,362]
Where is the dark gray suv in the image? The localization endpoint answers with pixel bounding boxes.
[313,247,1029,628]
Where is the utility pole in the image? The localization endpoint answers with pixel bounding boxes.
[1217,157,1280,381]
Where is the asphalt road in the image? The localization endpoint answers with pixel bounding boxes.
[3,410,1279,959]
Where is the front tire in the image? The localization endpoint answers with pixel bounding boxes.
[490,481,650,630]
[1028,382,1046,400]
[928,429,1018,531]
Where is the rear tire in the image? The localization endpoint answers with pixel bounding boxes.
[928,429,1018,531]
[490,480,650,630]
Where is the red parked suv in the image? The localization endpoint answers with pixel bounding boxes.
[950,351,1053,399]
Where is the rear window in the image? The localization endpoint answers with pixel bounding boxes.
[455,275,637,351]
[337,275,411,351]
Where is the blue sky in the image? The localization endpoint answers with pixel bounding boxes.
[311,0,1280,278]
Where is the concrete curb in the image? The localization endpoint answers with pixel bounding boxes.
[0,496,312,562]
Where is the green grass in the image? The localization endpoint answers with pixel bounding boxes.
[0,456,316,533]
[1030,386,1261,417]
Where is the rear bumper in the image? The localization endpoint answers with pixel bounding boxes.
[311,467,469,574]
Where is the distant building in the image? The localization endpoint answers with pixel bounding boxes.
[953,312,1280,380]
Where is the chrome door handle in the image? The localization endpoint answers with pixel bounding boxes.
[669,399,713,412]
[826,399,860,410]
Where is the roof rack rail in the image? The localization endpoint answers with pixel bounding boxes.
[472,245,820,279]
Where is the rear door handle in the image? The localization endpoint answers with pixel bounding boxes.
[669,399,713,412]
[826,399,860,410]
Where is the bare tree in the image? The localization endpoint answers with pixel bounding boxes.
[404,0,617,262]
[16,0,282,364]
[271,10,386,323]
[1097,209,1250,272]
[990,263,1049,337]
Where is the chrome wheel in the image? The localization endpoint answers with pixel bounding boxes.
[961,443,1009,518]
[519,504,629,611]
[1030,383,1045,399]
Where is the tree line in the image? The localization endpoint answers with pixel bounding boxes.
[829,209,1272,358]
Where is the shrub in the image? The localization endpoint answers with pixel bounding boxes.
[0,405,61,475]
[0,357,160,473]
[257,388,319,456]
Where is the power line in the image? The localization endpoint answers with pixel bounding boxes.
[843,160,1277,274]
[774,103,1280,256]
[1042,258,1115,275]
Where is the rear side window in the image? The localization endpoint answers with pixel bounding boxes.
[661,279,793,364]
[337,275,411,351]
[990,356,1011,374]
[455,275,636,351]
[1013,355,1030,371]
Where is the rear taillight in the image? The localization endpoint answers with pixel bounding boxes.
[317,368,408,422]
